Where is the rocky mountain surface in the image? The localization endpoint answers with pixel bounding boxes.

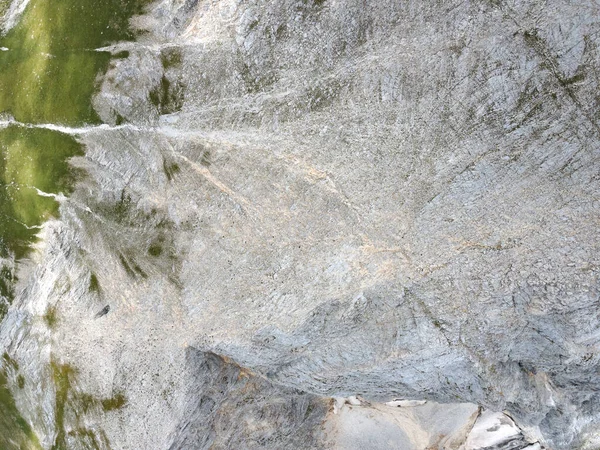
[0,0,599,448]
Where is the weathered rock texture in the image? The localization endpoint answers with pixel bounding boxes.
[1,0,599,448]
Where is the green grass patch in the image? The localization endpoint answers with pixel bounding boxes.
[0,126,84,259]
[101,393,126,412]
[0,0,151,125]
[119,252,148,279]
[148,239,163,257]
[149,75,184,115]
[89,272,100,293]
[160,47,182,69]
[114,50,131,59]
[2,352,18,371]
[0,0,151,259]
[162,159,180,181]
[43,304,58,328]
[0,0,10,21]
[0,265,15,303]
[0,368,42,449]
[0,0,150,445]
[67,427,107,450]
[50,360,76,450]
[49,360,121,448]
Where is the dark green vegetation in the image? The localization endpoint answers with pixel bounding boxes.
[153,47,185,114]
[162,158,181,181]
[89,192,181,288]
[0,0,9,19]
[0,0,149,125]
[160,47,183,70]
[0,265,15,314]
[0,0,149,445]
[51,361,75,450]
[119,252,148,279]
[17,374,25,389]
[89,273,100,293]
[0,127,83,260]
[149,75,184,115]
[0,0,151,260]
[148,236,164,257]
[51,359,127,450]
[0,354,42,449]
[43,304,58,328]
[101,393,126,412]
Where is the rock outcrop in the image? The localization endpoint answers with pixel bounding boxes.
[1,0,599,448]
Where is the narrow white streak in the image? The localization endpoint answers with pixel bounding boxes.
[0,212,43,230]
[0,47,8,51]
[21,223,43,230]
[0,119,144,135]
[3,182,65,202]
[34,122,142,135]
[95,42,187,53]
[33,187,66,202]
[0,116,212,140]
[0,119,15,128]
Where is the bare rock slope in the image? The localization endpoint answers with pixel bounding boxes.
[1,0,600,448]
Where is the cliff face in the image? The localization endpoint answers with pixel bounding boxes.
[0,0,599,449]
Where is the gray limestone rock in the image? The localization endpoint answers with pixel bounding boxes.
[167,350,329,450]
[1,0,599,448]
